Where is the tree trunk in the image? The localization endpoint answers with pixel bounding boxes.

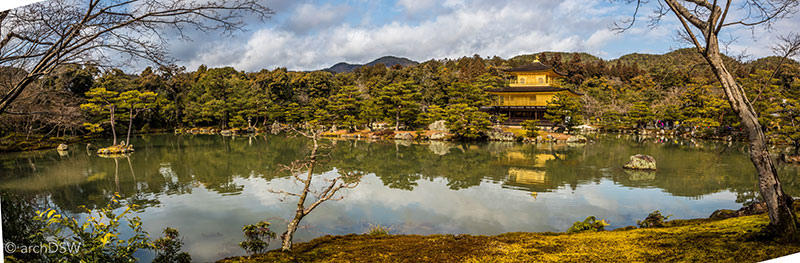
[281,210,304,251]
[395,106,401,131]
[110,106,117,145]
[281,136,318,251]
[704,39,799,241]
[126,107,134,145]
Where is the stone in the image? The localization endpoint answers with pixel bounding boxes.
[522,137,536,144]
[270,122,282,134]
[428,120,448,132]
[430,132,448,140]
[709,202,767,219]
[393,132,414,140]
[57,144,69,151]
[566,135,588,143]
[220,129,233,136]
[546,134,554,141]
[622,154,657,170]
[786,155,800,163]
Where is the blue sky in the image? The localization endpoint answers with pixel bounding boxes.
[7,0,800,72]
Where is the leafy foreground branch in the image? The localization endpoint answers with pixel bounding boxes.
[220,213,800,263]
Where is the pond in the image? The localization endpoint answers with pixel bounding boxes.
[2,133,799,262]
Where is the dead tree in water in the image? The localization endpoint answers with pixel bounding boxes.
[269,127,362,251]
[614,0,800,241]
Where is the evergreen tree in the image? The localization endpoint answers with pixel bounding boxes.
[81,87,120,145]
[544,93,583,133]
[627,102,655,129]
[375,81,422,130]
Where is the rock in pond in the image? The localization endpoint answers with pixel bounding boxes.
[57,143,69,151]
[623,154,657,170]
[394,132,414,140]
[428,120,448,132]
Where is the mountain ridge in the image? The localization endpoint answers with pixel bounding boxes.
[324,56,419,73]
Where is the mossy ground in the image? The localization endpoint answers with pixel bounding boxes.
[219,214,800,262]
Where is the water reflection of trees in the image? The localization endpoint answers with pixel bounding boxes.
[3,134,800,213]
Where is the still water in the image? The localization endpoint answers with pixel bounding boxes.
[2,134,799,262]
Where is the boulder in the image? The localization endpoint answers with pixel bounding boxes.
[393,132,414,140]
[57,144,69,151]
[522,137,536,144]
[270,122,282,134]
[623,154,657,170]
[566,135,588,143]
[430,132,448,140]
[786,155,800,163]
[709,202,768,219]
[220,129,233,136]
[428,120,448,132]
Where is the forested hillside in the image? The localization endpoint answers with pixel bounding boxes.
[1,49,798,151]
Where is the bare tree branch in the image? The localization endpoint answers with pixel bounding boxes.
[0,0,274,115]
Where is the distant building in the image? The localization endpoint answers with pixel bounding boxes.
[484,59,582,125]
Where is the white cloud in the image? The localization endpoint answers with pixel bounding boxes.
[284,3,351,34]
[183,0,624,71]
[175,0,800,72]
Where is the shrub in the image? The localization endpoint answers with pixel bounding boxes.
[637,210,671,228]
[567,216,609,233]
[153,228,191,263]
[365,224,392,236]
[520,119,541,137]
[239,221,277,256]
[33,194,153,262]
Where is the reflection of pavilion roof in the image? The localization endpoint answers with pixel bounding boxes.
[509,168,547,185]
[495,151,564,168]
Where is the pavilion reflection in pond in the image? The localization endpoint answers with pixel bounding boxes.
[494,147,566,192]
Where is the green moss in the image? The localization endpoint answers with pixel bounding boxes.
[218,214,800,263]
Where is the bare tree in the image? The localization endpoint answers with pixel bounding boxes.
[615,0,800,240]
[269,127,362,251]
[0,0,273,115]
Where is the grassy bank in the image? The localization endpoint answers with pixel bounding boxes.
[220,214,800,262]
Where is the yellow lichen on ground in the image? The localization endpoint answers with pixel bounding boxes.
[219,214,800,263]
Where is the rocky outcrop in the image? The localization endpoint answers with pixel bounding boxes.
[428,120,448,132]
[57,144,69,151]
[709,202,768,219]
[394,132,414,140]
[623,154,657,170]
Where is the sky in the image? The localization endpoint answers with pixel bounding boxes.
[6,0,800,72]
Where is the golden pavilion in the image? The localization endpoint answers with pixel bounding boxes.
[484,60,582,124]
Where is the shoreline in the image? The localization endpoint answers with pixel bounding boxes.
[218,211,800,262]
